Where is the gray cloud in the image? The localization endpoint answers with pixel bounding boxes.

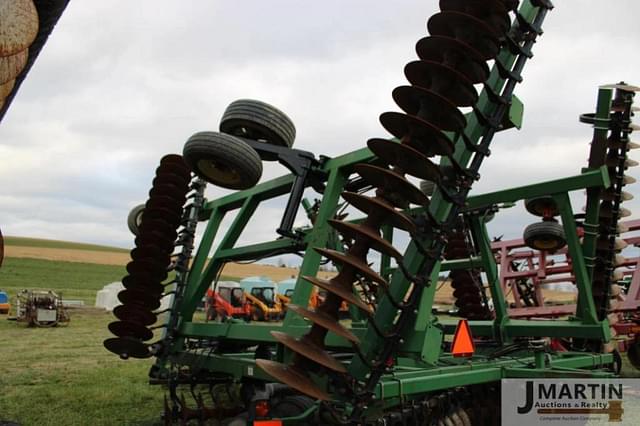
[0,0,639,253]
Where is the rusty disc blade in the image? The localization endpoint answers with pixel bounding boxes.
[117,289,162,309]
[149,183,187,203]
[131,244,171,264]
[445,248,471,259]
[137,229,177,248]
[328,219,402,260]
[354,164,430,207]
[145,195,184,213]
[405,60,478,106]
[314,248,388,287]
[445,238,468,250]
[120,279,165,295]
[457,293,482,306]
[439,0,510,34]
[104,337,151,359]
[341,191,416,234]
[126,259,168,282]
[380,111,454,157]
[302,276,373,315]
[159,154,191,174]
[367,138,442,182]
[288,304,359,344]
[427,11,500,59]
[138,225,178,245]
[134,232,175,252]
[392,86,466,132]
[108,320,154,341]
[453,288,471,299]
[142,206,182,228]
[415,35,489,83]
[256,359,330,401]
[450,270,476,283]
[113,304,157,326]
[153,170,191,188]
[271,331,347,373]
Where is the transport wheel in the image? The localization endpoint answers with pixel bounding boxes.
[628,338,640,370]
[524,196,559,217]
[183,131,262,190]
[419,180,436,196]
[269,395,314,423]
[523,220,566,251]
[127,204,145,236]
[219,99,296,148]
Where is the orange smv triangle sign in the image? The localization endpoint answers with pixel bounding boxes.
[451,319,475,357]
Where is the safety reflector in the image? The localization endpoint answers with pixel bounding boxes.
[451,319,475,357]
[254,421,282,426]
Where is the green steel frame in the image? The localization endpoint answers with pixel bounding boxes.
[153,1,620,419]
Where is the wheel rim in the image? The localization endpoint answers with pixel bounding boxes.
[197,158,242,186]
[532,237,562,250]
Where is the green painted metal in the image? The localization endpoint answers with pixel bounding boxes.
[152,1,621,417]
[347,0,546,382]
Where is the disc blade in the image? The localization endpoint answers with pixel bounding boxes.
[367,138,442,182]
[405,60,478,106]
[288,304,359,344]
[341,191,417,234]
[256,359,330,401]
[117,288,162,310]
[392,85,466,132]
[427,11,500,59]
[354,163,430,207]
[271,331,347,373]
[104,337,151,359]
[302,275,373,315]
[113,304,157,326]
[328,219,402,260]
[439,0,510,34]
[314,248,388,287]
[380,111,455,157]
[108,321,154,341]
[415,35,489,83]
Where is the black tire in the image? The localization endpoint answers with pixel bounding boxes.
[127,204,145,236]
[269,395,315,419]
[523,220,566,251]
[183,131,262,190]
[219,99,296,148]
[524,196,559,217]
[420,180,436,196]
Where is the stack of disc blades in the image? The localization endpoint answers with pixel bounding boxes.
[446,228,492,319]
[257,0,517,402]
[104,154,191,359]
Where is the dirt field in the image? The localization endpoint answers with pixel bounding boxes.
[3,245,327,282]
[5,244,572,302]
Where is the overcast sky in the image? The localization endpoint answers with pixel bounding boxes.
[1,1,639,257]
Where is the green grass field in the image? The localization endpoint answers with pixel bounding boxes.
[0,308,164,425]
[1,254,640,424]
[0,257,127,304]
[0,255,243,425]
[3,236,129,253]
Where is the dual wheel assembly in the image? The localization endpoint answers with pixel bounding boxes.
[522,196,567,252]
[182,99,296,190]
